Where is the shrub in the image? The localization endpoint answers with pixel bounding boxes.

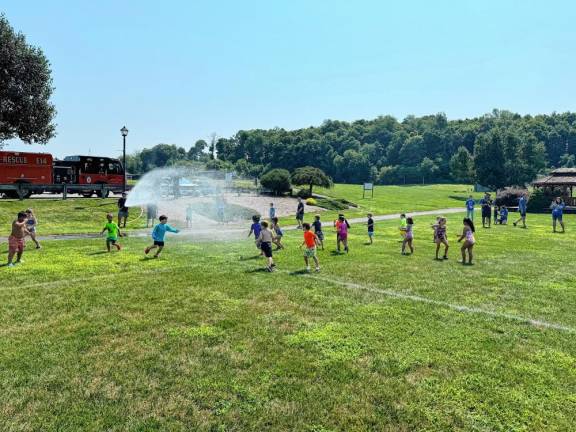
[259,169,292,195]
[527,188,555,213]
[306,198,317,206]
[494,187,529,207]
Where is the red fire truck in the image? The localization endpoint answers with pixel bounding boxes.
[0,151,124,198]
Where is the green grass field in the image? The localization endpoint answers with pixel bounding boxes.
[0,198,148,236]
[1,209,575,431]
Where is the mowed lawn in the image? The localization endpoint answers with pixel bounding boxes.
[1,212,575,431]
[0,198,147,236]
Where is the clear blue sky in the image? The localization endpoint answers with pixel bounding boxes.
[3,0,576,158]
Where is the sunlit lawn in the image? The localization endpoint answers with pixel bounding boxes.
[1,212,574,431]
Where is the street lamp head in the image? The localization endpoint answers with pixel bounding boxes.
[120,126,129,137]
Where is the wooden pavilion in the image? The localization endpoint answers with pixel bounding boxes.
[532,168,576,205]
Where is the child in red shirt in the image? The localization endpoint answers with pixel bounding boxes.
[300,223,320,272]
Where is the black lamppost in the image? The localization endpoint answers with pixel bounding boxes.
[120,126,129,191]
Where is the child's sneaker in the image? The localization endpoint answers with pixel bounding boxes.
[315,267,320,272]
[306,266,311,272]
[7,263,15,267]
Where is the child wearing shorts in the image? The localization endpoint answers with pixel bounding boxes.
[271,217,284,250]
[145,215,180,258]
[101,213,122,252]
[367,213,374,244]
[7,212,30,267]
[257,220,276,271]
[248,215,263,253]
[300,222,320,272]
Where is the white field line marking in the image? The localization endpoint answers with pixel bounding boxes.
[273,269,575,333]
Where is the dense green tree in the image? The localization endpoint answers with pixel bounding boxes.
[260,169,292,194]
[450,146,474,183]
[419,157,439,184]
[0,14,56,146]
[188,139,207,160]
[474,131,506,189]
[291,166,332,196]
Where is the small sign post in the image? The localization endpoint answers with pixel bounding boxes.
[363,182,374,199]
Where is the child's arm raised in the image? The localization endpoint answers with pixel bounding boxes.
[166,224,180,234]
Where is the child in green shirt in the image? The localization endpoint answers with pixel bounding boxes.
[101,213,122,252]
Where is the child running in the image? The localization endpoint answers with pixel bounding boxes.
[432,217,449,260]
[401,217,414,255]
[312,214,324,250]
[335,214,350,253]
[257,220,276,271]
[271,217,284,250]
[367,213,374,244]
[7,212,30,267]
[248,215,263,254]
[24,208,41,249]
[457,218,476,265]
[145,215,180,258]
[300,222,320,272]
[101,213,122,252]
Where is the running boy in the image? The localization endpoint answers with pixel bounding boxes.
[458,218,476,265]
[367,213,375,244]
[312,214,324,250]
[101,213,122,252]
[401,217,414,255]
[25,208,41,249]
[7,212,30,267]
[248,215,263,253]
[257,220,276,271]
[300,222,320,272]
[145,215,180,258]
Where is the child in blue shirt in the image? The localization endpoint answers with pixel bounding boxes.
[248,215,263,252]
[465,196,475,220]
[145,215,180,258]
[499,206,508,225]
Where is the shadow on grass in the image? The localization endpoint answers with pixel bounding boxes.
[244,267,271,273]
[239,255,263,261]
[289,269,310,275]
[86,251,109,256]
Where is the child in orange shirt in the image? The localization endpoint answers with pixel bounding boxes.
[300,222,320,272]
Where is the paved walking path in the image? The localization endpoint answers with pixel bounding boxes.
[23,207,469,242]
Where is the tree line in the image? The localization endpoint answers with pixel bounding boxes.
[127,110,576,189]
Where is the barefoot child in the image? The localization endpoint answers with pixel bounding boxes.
[401,217,414,255]
[458,218,476,265]
[300,222,320,272]
[248,215,263,253]
[367,213,374,244]
[101,213,122,252]
[257,220,276,271]
[145,215,180,258]
[399,213,407,242]
[7,212,30,267]
[271,217,284,250]
[312,214,324,250]
[433,217,449,260]
[25,209,41,249]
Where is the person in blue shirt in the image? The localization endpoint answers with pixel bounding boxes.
[248,215,263,253]
[269,203,276,220]
[465,195,475,220]
[550,197,566,233]
[513,193,528,228]
[144,215,180,258]
[499,206,509,225]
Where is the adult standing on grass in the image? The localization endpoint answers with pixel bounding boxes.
[513,193,528,228]
[465,195,475,220]
[117,193,129,228]
[296,198,305,229]
[550,197,566,233]
[479,193,492,228]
